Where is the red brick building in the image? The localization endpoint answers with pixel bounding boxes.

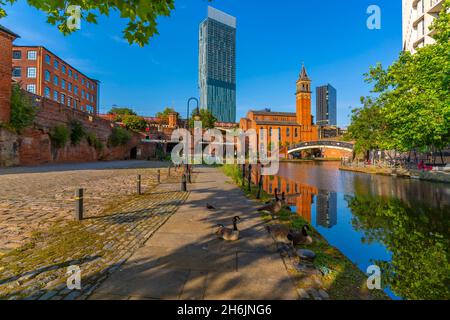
[12,46,99,114]
[0,25,19,124]
[240,65,319,156]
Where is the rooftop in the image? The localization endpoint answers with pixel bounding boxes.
[0,24,19,38]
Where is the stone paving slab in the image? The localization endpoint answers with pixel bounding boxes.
[90,167,298,300]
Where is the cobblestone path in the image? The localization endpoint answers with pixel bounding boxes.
[0,166,188,300]
[0,161,168,252]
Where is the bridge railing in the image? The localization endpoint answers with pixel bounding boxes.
[289,140,354,151]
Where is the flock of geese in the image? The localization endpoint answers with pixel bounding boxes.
[209,188,313,247]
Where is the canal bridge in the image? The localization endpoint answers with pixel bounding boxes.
[288,140,355,154]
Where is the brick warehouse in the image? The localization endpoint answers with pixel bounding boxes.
[12,46,99,115]
[0,25,19,124]
[240,64,319,157]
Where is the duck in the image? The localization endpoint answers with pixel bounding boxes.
[266,224,291,243]
[215,216,241,241]
[287,225,313,246]
[258,188,282,215]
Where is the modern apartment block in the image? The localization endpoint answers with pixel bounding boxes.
[12,46,99,114]
[402,0,444,53]
[316,84,337,127]
[199,6,236,123]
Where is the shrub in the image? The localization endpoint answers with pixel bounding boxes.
[49,125,69,149]
[86,132,104,151]
[70,120,85,145]
[108,127,132,147]
[122,115,147,132]
[9,84,36,133]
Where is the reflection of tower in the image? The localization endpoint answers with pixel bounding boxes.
[316,191,337,228]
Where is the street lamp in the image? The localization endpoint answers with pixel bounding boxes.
[187,97,199,129]
[186,97,199,181]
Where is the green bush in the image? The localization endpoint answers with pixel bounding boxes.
[49,125,69,149]
[86,132,104,151]
[108,127,132,147]
[70,120,85,145]
[122,115,147,132]
[9,84,36,133]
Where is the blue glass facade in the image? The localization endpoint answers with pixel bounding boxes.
[316,84,337,126]
[199,7,236,123]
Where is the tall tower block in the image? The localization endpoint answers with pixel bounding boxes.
[295,64,312,126]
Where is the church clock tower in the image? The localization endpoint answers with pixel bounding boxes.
[296,64,312,126]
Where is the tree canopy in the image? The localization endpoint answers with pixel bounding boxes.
[108,107,137,116]
[190,108,217,129]
[346,1,450,154]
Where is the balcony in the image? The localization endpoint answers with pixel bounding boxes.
[428,0,444,13]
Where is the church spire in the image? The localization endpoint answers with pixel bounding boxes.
[299,63,310,81]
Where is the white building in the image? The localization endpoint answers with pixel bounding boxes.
[402,0,444,53]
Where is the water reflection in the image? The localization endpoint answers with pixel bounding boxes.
[255,162,450,300]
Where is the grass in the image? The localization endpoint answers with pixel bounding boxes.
[221,164,389,300]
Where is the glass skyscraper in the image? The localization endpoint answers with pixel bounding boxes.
[316,84,337,126]
[199,6,236,123]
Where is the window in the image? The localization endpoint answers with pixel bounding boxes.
[60,94,65,104]
[44,87,51,98]
[27,67,37,78]
[86,81,90,88]
[68,69,73,77]
[68,83,72,92]
[74,86,78,94]
[61,65,66,74]
[74,100,78,108]
[27,51,37,60]
[86,92,89,100]
[13,51,21,59]
[12,67,21,77]
[61,79,66,90]
[45,54,51,64]
[286,128,290,137]
[45,70,51,81]
[53,90,59,102]
[294,128,298,138]
[81,89,85,99]
[91,95,94,103]
[86,105,94,114]
[54,59,59,69]
[26,84,36,94]
[53,75,59,86]
[74,73,78,80]
[81,78,85,85]
[67,97,71,107]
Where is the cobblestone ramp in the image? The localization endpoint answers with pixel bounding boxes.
[0,173,188,300]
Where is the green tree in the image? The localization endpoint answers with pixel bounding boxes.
[0,0,210,46]
[122,114,147,132]
[354,2,450,153]
[189,109,217,129]
[9,84,36,133]
[49,124,69,149]
[69,120,85,145]
[108,107,136,116]
[108,126,132,147]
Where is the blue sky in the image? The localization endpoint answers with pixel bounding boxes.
[2,0,402,126]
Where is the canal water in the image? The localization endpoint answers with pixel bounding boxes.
[263,161,450,300]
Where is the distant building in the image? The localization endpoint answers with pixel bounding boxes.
[240,64,319,155]
[402,0,444,53]
[316,84,337,127]
[199,6,236,123]
[12,46,99,114]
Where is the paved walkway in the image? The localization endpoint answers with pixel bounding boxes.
[90,167,298,300]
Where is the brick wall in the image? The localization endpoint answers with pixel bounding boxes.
[0,30,14,124]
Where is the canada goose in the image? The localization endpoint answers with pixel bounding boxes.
[287,225,313,246]
[266,224,291,243]
[215,216,241,241]
[258,189,282,215]
[206,203,216,210]
[265,188,280,204]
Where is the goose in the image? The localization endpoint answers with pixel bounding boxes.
[215,216,241,241]
[266,224,291,243]
[287,225,313,246]
[258,189,282,215]
[206,203,216,210]
[264,188,280,204]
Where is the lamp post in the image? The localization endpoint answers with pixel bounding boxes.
[186,97,199,177]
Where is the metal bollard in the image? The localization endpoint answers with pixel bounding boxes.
[181,174,187,192]
[75,188,84,221]
[248,164,252,192]
[137,174,142,195]
[242,164,246,186]
[187,166,192,184]
[157,170,161,184]
[168,165,171,177]
[257,165,264,199]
